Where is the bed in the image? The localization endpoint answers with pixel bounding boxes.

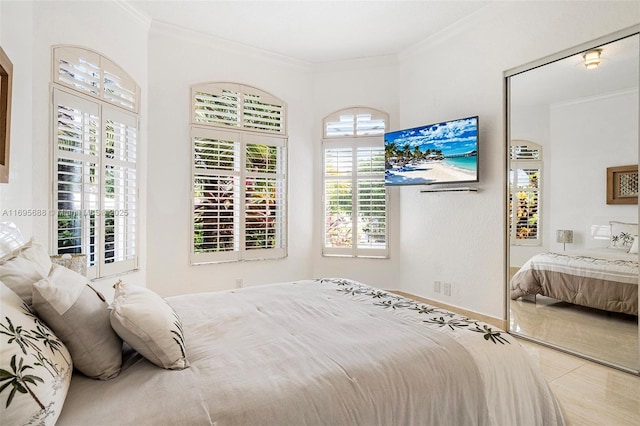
[1,223,566,425]
[510,248,638,316]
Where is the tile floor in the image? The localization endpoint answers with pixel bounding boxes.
[518,339,640,426]
[510,296,638,369]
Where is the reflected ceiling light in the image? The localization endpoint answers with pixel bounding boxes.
[583,49,602,69]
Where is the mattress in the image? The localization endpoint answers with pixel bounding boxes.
[58,278,565,425]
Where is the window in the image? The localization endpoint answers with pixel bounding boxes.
[191,83,287,263]
[323,108,388,257]
[52,46,140,279]
[509,141,542,245]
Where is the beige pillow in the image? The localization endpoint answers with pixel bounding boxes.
[32,264,122,380]
[0,239,52,305]
[109,281,188,370]
[1,281,72,425]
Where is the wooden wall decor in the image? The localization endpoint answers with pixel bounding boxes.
[0,46,13,183]
[607,165,638,205]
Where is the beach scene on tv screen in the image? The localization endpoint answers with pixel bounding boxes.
[384,117,478,185]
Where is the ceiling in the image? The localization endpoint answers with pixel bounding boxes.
[127,0,489,63]
[127,1,637,104]
[510,33,639,108]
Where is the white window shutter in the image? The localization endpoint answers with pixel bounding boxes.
[52,46,139,279]
[191,84,287,264]
[322,107,389,258]
[101,106,138,275]
[53,89,101,277]
[53,46,139,113]
[509,141,542,246]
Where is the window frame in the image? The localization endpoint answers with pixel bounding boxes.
[322,107,389,258]
[190,83,288,264]
[50,46,140,279]
[509,140,543,246]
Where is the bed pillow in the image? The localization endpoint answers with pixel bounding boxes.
[608,221,637,250]
[31,264,122,380]
[1,281,72,425]
[0,239,52,306]
[109,281,188,370]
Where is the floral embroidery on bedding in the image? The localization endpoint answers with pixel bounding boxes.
[316,278,510,345]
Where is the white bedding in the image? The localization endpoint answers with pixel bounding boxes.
[58,278,565,425]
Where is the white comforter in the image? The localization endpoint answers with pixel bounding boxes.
[58,278,565,425]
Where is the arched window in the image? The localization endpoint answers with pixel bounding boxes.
[322,107,388,257]
[191,83,287,263]
[509,140,542,245]
[52,46,140,278]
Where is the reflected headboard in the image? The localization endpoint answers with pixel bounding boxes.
[0,222,25,258]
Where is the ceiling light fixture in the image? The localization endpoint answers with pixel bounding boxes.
[583,49,602,69]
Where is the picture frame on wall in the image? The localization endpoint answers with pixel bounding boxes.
[0,46,13,183]
[607,165,638,205]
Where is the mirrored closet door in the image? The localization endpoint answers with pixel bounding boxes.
[505,26,640,373]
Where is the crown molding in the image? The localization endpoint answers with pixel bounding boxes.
[112,0,152,31]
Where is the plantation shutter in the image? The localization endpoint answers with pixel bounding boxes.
[356,147,386,253]
[53,46,139,112]
[324,147,354,252]
[101,107,138,275]
[52,46,139,279]
[54,89,100,276]
[322,107,388,258]
[191,83,287,264]
[510,141,542,245]
[53,87,138,278]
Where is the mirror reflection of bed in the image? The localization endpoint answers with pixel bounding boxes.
[507,30,639,372]
[509,244,638,368]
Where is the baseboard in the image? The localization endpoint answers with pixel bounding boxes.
[389,290,508,330]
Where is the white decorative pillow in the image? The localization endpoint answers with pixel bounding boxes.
[0,239,52,306]
[0,281,72,425]
[109,281,188,370]
[32,264,122,380]
[629,236,639,254]
[608,221,637,250]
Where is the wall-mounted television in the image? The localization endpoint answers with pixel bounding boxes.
[384,116,478,186]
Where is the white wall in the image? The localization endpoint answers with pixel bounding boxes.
[0,0,34,238]
[145,23,315,296]
[0,0,149,295]
[394,1,639,319]
[548,90,638,248]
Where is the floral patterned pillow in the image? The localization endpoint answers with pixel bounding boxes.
[0,281,72,425]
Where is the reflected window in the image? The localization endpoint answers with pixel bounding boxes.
[509,141,542,245]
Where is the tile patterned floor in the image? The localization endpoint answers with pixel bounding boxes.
[518,340,640,426]
[510,296,638,369]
